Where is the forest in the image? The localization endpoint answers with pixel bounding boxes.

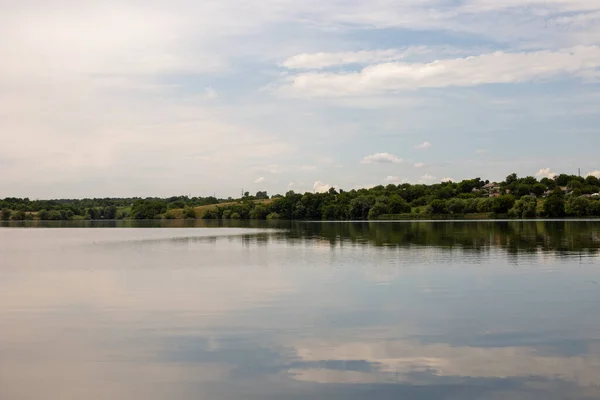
[2,173,600,221]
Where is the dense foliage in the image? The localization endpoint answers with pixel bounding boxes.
[1,173,600,221]
[0,196,220,220]
[198,173,600,220]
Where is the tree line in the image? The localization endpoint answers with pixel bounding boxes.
[0,196,220,221]
[2,173,600,221]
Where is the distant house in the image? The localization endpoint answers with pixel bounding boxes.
[592,193,600,197]
[482,182,500,197]
[559,186,572,194]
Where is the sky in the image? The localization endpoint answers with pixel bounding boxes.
[1,0,600,198]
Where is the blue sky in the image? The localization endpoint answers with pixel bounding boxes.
[1,0,600,198]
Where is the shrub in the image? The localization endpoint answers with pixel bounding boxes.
[266,212,281,220]
[183,207,196,219]
[163,211,176,219]
[428,199,448,214]
[1,209,11,220]
[221,209,232,219]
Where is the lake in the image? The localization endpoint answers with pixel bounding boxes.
[1,220,599,399]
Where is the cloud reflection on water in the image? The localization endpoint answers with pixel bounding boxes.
[0,222,599,399]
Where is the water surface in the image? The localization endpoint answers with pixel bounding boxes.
[1,221,599,399]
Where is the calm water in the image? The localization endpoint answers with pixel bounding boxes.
[1,221,600,400]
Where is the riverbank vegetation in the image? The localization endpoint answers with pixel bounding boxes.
[2,173,600,221]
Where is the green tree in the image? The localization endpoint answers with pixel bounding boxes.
[434,186,453,200]
[321,204,337,220]
[447,198,465,214]
[48,210,64,220]
[457,178,483,194]
[428,199,448,214]
[521,176,538,185]
[514,184,531,198]
[266,212,281,220]
[293,202,307,220]
[508,195,537,218]
[131,200,167,219]
[1,209,11,220]
[367,201,389,220]
[555,174,578,187]
[491,195,515,214]
[566,196,591,217]
[568,180,583,191]
[585,175,600,187]
[183,207,197,219]
[167,201,185,210]
[249,205,268,219]
[505,173,518,185]
[163,211,176,219]
[463,198,481,213]
[532,183,546,197]
[348,196,375,220]
[221,209,232,219]
[540,177,556,190]
[201,208,219,219]
[589,201,600,216]
[103,206,117,220]
[116,210,129,220]
[543,191,566,217]
[86,208,101,220]
[388,195,411,214]
[477,198,493,213]
[410,196,428,207]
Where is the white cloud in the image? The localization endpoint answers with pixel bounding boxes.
[441,177,454,182]
[413,162,426,168]
[535,168,558,179]
[254,177,266,184]
[420,173,437,182]
[267,165,282,174]
[283,49,408,69]
[255,164,283,174]
[2,0,600,198]
[475,149,488,154]
[460,0,600,14]
[300,165,318,171]
[281,47,466,70]
[282,46,496,70]
[414,142,432,150]
[203,87,218,99]
[280,46,600,97]
[361,153,402,164]
[386,176,402,182]
[549,10,600,27]
[588,170,600,178]
[313,181,333,193]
